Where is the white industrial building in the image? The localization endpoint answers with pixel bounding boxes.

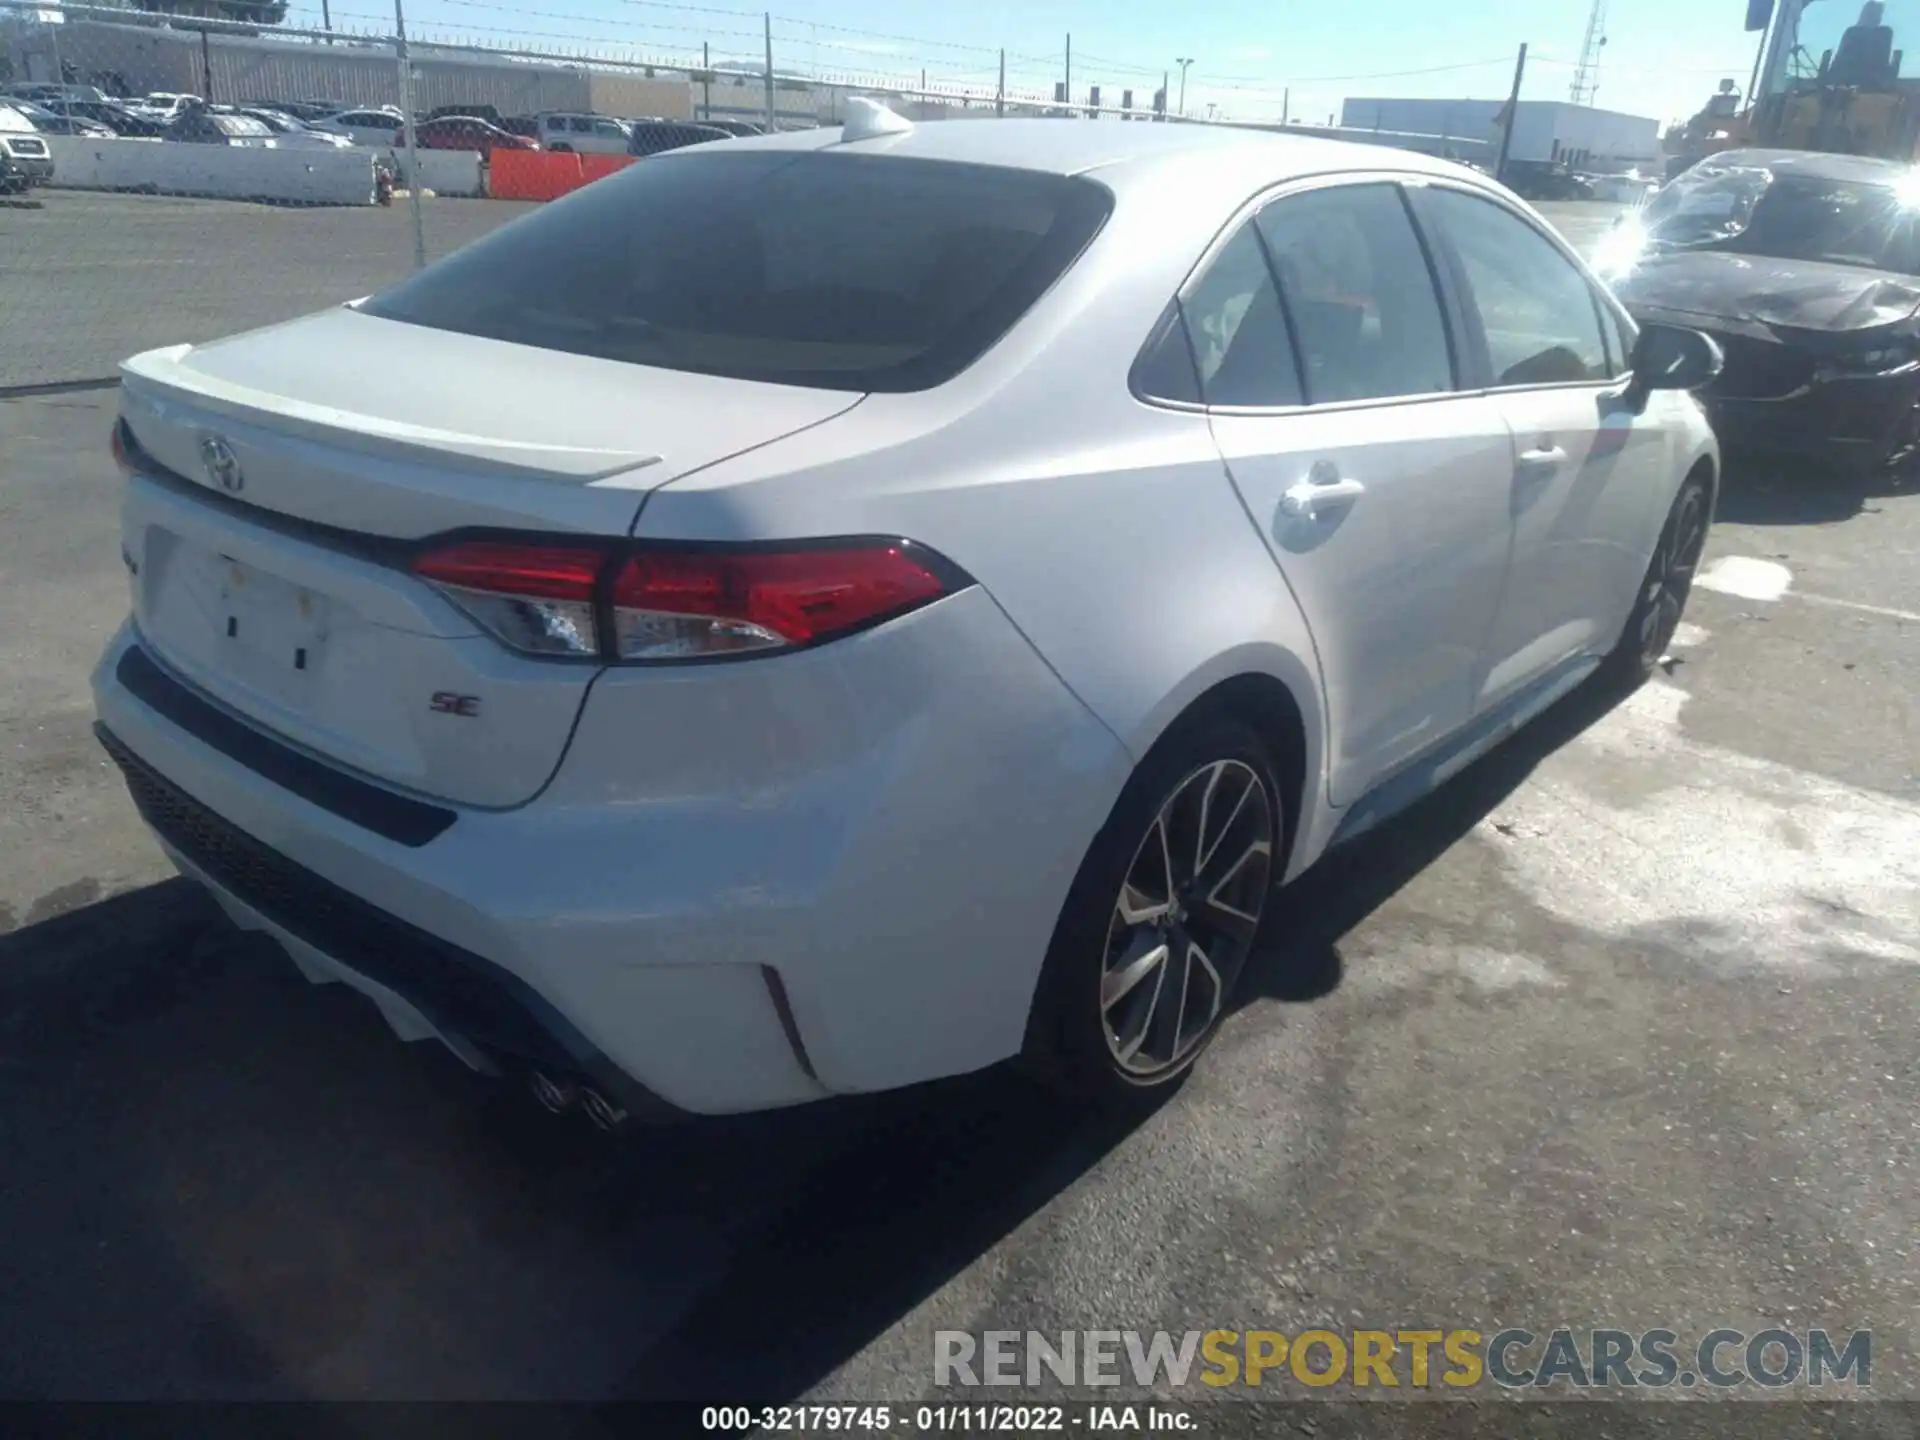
[1340,97,1661,172]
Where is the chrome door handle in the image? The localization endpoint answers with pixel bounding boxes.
[1279,468,1366,520]
[1517,444,1568,474]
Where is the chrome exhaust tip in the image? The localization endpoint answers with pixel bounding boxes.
[530,1071,579,1114]
[580,1087,629,1131]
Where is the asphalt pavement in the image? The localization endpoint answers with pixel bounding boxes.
[0,190,536,391]
[2,200,1918,1419]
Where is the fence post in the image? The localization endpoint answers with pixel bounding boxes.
[997,48,1004,117]
[391,8,427,269]
[763,12,775,131]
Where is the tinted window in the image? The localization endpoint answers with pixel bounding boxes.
[570,116,592,132]
[1180,223,1302,407]
[1132,304,1202,405]
[362,151,1113,393]
[545,116,566,131]
[1424,188,1610,386]
[1256,184,1452,404]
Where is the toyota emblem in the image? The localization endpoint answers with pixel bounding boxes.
[200,434,244,494]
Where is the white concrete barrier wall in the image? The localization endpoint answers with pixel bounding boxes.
[394,149,483,198]
[45,136,378,206]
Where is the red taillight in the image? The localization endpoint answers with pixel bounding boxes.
[414,541,602,601]
[413,540,606,659]
[611,545,950,659]
[412,538,961,663]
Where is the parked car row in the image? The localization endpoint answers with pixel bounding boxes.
[5,82,764,164]
[227,96,760,157]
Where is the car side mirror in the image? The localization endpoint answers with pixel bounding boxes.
[1623,323,1722,411]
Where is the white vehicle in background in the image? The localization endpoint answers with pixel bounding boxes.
[129,92,202,123]
[1584,171,1662,205]
[313,106,405,148]
[534,111,631,154]
[0,101,55,187]
[236,107,357,150]
[94,106,1724,1122]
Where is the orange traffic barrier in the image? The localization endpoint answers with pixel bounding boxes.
[579,154,637,184]
[486,148,584,202]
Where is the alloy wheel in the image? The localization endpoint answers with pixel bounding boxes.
[1100,759,1274,1079]
[1638,484,1708,666]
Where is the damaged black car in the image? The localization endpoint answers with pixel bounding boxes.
[1597,148,1920,476]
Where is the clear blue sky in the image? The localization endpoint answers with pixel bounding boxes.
[290,0,1769,127]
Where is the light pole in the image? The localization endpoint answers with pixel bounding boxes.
[1175,57,1194,117]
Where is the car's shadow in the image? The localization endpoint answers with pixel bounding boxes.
[0,674,1631,1403]
[1713,447,1911,526]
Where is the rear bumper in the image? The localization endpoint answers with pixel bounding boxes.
[92,593,1130,1116]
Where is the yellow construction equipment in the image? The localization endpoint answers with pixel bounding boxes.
[1666,1,1920,175]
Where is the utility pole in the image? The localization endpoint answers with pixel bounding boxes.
[996,48,1005,116]
[1064,33,1071,115]
[1175,56,1194,117]
[322,0,333,44]
[763,12,775,131]
[1494,42,1527,181]
[1281,86,1289,124]
[392,0,427,271]
[702,40,710,121]
[201,27,213,100]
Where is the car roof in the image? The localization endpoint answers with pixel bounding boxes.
[719,115,1477,185]
[1696,147,1915,186]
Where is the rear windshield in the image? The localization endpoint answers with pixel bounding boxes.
[359,150,1114,392]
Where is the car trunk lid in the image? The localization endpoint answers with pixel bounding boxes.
[116,306,863,809]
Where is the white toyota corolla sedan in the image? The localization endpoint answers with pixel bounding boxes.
[93,106,1721,1122]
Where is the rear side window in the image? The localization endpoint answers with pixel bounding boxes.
[1256,184,1453,404]
[1179,223,1303,407]
[362,151,1114,393]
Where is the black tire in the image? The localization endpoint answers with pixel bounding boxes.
[1023,713,1284,1104]
[1602,469,1711,687]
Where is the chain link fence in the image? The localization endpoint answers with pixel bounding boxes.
[0,0,1523,391]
